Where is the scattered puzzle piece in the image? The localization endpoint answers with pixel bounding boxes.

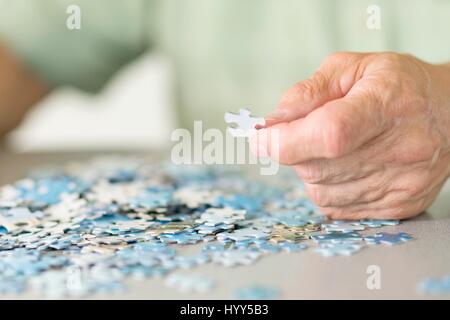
[417,275,450,295]
[322,222,365,233]
[364,232,413,245]
[165,274,215,293]
[359,219,400,228]
[233,285,279,300]
[311,231,363,244]
[314,243,364,257]
[211,248,262,267]
[0,207,39,232]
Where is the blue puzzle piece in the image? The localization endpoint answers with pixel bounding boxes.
[255,242,282,253]
[130,188,173,209]
[16,176,88,206]
[314,243,363,257]
[233,286,280,300]
[417,275,450,295]
[360,219,400,228]
[364,232,413,245]
[107,169,136,184]
[159,231,203,245]
[277,242,308,252]
[270,211,308,227]
[311,231,363,244]
[215,195,262,214]
[0,277,26,294]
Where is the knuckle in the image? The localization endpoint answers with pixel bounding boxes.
[375,52,420,76]
[377,52,403,67]
[322,116,350,158]
[295,78,318,103]
[324,52,352,64]
[279,86,299,105]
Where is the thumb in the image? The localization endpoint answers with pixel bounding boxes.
[265,53,362,127]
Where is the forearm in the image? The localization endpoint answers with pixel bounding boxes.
[0,45,48,139]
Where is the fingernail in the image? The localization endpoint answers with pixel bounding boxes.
[265,109,288,121]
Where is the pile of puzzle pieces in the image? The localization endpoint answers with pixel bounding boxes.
[0,157,414,298]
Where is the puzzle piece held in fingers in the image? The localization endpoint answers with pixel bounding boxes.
[224,108,265,137]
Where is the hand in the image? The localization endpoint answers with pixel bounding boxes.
[251,52,450,219]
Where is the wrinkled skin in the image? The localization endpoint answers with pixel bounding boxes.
[251,52,450,220]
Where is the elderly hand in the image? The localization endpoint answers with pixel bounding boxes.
[251,52,450,219]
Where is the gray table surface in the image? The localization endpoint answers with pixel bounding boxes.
[0,152,449,300]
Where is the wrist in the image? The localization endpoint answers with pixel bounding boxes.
[427,62,450,146]
[429,63,450,180]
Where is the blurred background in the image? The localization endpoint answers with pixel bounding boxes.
[8,53,177,152]
[1,0,450,152]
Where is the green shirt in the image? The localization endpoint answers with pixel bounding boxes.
[1,0,449,130]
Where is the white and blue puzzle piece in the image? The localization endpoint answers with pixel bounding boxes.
[311,231,363,244]
[165,274,215,293]
[322,222,365,233]
[314,243,364,257]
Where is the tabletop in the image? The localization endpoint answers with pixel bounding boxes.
[0,152,449,300]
